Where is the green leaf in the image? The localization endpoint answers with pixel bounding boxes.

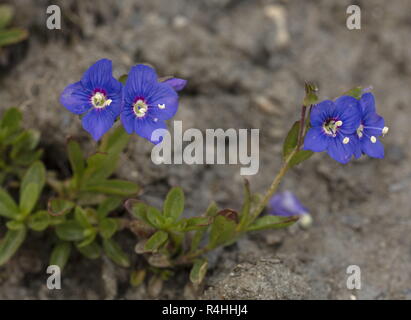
[76,241,101,259]
[102,238,130,268]
[205,202,218,217]
[303,82,319,106]
[283,121,300,160]
[238,179,251,229]
[6,220,25,230]
[288,150,314,167]
[125,200,148,221]
[0,107,21,132]
[0,28,28,47]
[146,206,165,228]
[180,216,212,231]
[246,215,299,232]
[28,210,50,231]
[208,215,237,249]
[55,221,85,241]
[76,232,96,248]
[10,130,40,159]
[84,179,139,196]
[342,86,363,100]
[130,269,146,287]
[189,259,208,285]
[0,187,19,219]
[19,182,39,215]
[48,198,75,216]
[97,197,121,220]
[74,206,92,228]
[99,125,130,155]
[20,161,46,201]
[99,218,118,239]
[0,227,27,266]
[163,187,185,221]
[67,139,85,188]
[118,74,128,85]
[144,231,168,252]
[49,241,71,270]
[0,5,14,29]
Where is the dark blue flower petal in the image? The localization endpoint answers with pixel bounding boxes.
[124,64,158,103]
[352,136,362,159]
[334,96,361,134]
[146,82,179,120]
[82,108,116,141]
[162,78,187,91]
[81,59,121,93]
[120,105,135,134]
[303,127,329,152]
[268,191,308,217]
[60,82,92,115]
[105,91,123,119]
[310,100,335,126]
[359,92,376,116]
[134,117,167,144]
[363,112,385,137]
[361,138,384,159]
[327,135,355,164]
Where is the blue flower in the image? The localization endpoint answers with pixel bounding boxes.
[303,96,361,164]
[60,59,122,141]
[353,92,388,159]
[121,65,183,144]
[162,78,187,91]
[268,191,308,217]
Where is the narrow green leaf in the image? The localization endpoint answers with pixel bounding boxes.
[76,241,101,259]
[181,216,211,231]
[288,150,314,167]
[102,238,130,268]
[55,220,85,241]
[99,125,130,155]
[19,182,39,215]
[205,202,218,217]
[97,197,121,220]
[84,179,139,196]
[146,206,165,228]
[163,187,185,221]
[125,200,149,223]
[189,259,208,285]
[20,161,46,200]
[76,232,96,248]
[0,28,28,47]
[6,220,25,230]
[0,187,19,219]
[49,241,71,270]
[144,231,168,252]
[74,206,92,228]
[48,198,75,216]
[246,215,299,232]
[0,5,14,29]
[283,121,300,160]
[67,139,85,188]
[208,215,237,249]
[99,218,118,239]
[0,227,27,266]
[28,210,50,231]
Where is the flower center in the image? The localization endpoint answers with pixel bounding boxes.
[323,119,342,137]
[133,99,148,118]
[91,92,112,109]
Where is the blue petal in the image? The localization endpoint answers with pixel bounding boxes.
[327,136,355,164]
[363,112,385,137]
[162,78,187,91]
[81,59,121,93]
[105,91,123,119]
[124,64,158,104]
[146,82,179,120]
[310,100,335,126]
[134,117,167,144]
[268,191,308,217]
[120,105,135,134]
[60,82,92,115]
[303,127,329,152]
[352,135,362,159]
[82,108,116,141]
[360,92,376,116]
[361,138,384,159]
[334,96,361,134]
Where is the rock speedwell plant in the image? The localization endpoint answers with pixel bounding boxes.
[0,59,388,290]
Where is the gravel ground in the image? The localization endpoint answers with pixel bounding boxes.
[0,0,410,299]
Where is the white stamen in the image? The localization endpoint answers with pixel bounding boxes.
[382,126,389,136]
[158,103,166,109]
[335,120,343,127]
[342,137,350,144]
[106,99,112,106]
[370,136,377,143]
[358,131,363,138]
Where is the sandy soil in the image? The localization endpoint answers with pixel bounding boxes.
[0,0,410,299]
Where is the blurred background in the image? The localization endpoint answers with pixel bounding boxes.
[0,0,410,299]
